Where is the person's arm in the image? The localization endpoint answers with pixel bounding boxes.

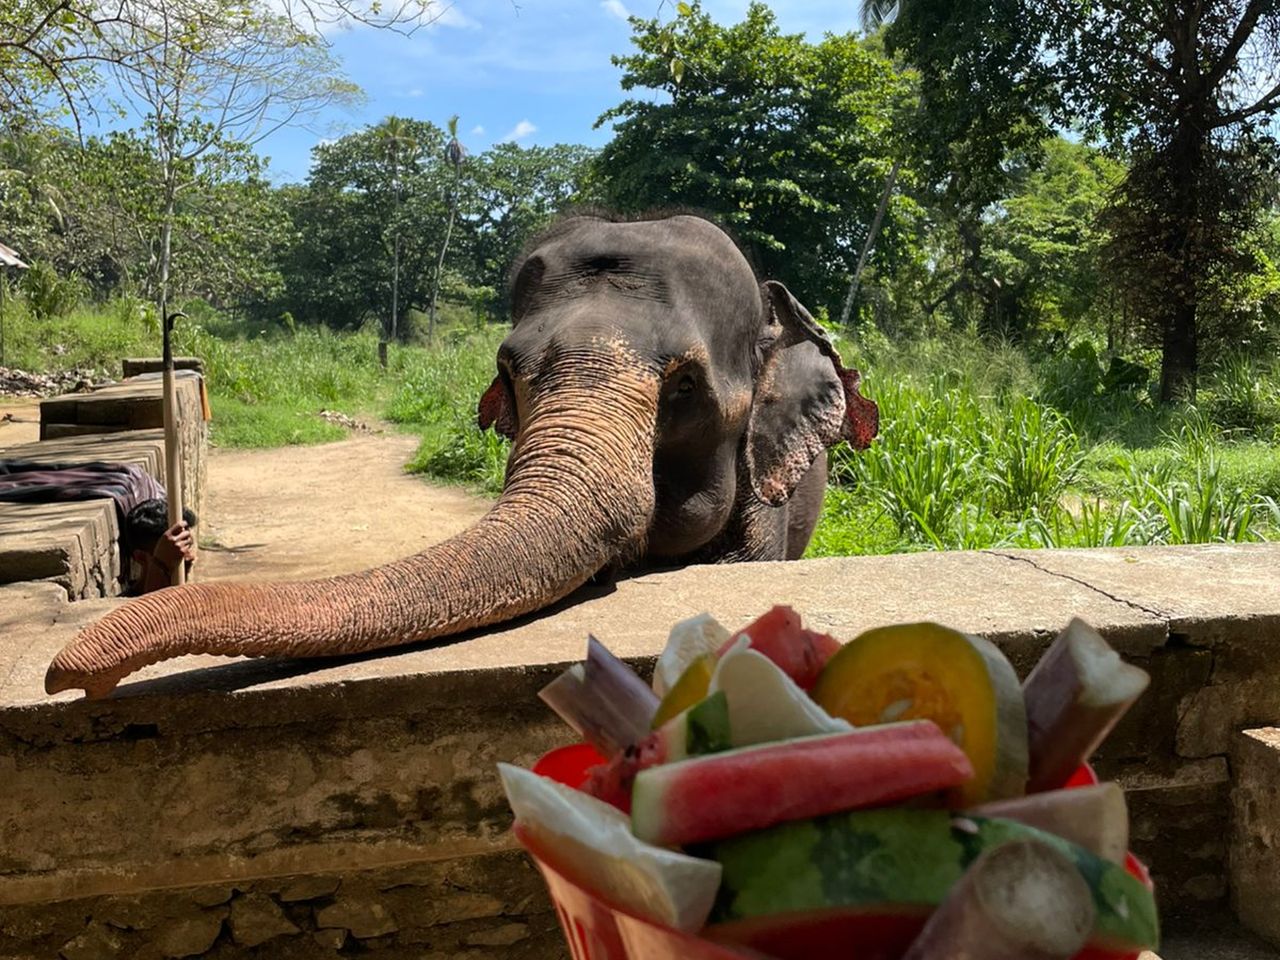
[144,523,196,593]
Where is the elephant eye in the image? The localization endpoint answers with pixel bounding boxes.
[675,374,696,397]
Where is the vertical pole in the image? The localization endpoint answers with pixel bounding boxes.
[162,310,186,586]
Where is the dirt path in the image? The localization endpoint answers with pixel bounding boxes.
[197,430,494,583]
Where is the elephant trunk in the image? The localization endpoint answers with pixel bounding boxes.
[46,356,660,699]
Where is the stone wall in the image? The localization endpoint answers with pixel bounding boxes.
[37,373,208,522]
[0,500,121,599]
[1,545,1278,957]
[3,852,561,960]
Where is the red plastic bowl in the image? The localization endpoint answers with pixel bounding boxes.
[518,744,1151,960]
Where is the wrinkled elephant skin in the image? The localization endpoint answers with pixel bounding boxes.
[45,214,877,698]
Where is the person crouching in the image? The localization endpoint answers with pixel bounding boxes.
[124,498,198,595]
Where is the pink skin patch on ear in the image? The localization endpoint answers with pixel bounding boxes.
[836,366,879,450]
[478,377,517,439]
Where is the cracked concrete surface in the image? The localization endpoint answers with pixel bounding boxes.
[986,549,1170,620]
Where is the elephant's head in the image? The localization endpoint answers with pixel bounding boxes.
[45,214,877,699]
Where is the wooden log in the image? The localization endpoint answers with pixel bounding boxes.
[162,311,186,586]
[1022,618,1150,792]
[901,839,1095,960]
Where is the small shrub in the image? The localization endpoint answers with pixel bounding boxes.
[20,261,83,320]
[990,396,1082,515]
[1204,352,1280,436]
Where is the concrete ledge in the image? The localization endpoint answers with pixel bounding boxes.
[34,374,208,521]
[1,545,1279,957]
[0,500,120,598]
[1231,728,1280,947]
[121,357,205,378]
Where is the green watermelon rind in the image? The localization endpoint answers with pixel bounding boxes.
[662,690,733,762]
[704,809,1159,952]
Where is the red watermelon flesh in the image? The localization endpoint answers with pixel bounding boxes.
[718,605,842,691]
[583,737,663,814]
[705,907,1142,960]
[707,904,928,960]
[630,721,972,847]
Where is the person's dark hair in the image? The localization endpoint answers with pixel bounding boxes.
[125,498,197,552]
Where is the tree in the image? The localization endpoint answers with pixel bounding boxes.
[427,114,465,342]
[108,0,356,326]
[596,2,920,313]
[379,115,419,355]
[1,0,444,134]
[280,118,451,330]
[461,142,598,312]
[888,0,1280,399]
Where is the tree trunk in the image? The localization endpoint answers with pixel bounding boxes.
[840,160,901,328]
[46,354,661,699]
[428,192,457,344]
[1158,113,1204,402]
[1160,299,1198,402]
[391,232,400,343]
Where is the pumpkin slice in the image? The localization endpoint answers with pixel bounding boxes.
[811,622,1028,804]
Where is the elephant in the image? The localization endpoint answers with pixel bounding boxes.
[44,213,878,699]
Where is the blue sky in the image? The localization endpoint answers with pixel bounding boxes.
[260,0,860,182]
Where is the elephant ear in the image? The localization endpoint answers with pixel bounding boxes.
[478,376,517,440]
[746,280,879,507]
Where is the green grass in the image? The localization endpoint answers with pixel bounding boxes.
[6,296,1278,553]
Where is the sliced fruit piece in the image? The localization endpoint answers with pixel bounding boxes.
[710,645,851,747]
[811,622,1029,803]
[901,838,1095,960]
[498,763,721,932]
[654,613,731,697]
[717,605,841,691]
[585,692,733,813]
[652,653,718,728]
[1023,618,1151,793]
[630,721,972,848]
[539,635,658,756]
[971,782,1130,864]
[703,809,1159,959]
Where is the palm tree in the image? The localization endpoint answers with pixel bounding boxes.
[428,114,465,343]
[858,0,900,30]
[379,116,419,363]
[839,0,904,328]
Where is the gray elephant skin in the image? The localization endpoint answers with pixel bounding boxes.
[45,213,878,698]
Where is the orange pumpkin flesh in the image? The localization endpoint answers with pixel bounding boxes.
[811,622,1028,804]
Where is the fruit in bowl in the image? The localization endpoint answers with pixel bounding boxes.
[501,609,1156,960]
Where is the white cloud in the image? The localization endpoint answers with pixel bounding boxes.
[500,119,537,142]
[470,124,486,136]
[406,87,424,97]
[430,3,480,29]
[601,0,629,19]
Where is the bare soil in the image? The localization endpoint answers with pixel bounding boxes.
[197,430,494,583]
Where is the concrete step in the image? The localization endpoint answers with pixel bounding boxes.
[1160,914,1280,959]
[0,499,120,598]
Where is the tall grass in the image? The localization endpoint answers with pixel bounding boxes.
[6,296,1278,553]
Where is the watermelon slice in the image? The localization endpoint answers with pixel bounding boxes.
[630,721,972,847]
[718,605,842,691]
[497,763,722,932]
[702,809,1159,959]
[585,691,732,812]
